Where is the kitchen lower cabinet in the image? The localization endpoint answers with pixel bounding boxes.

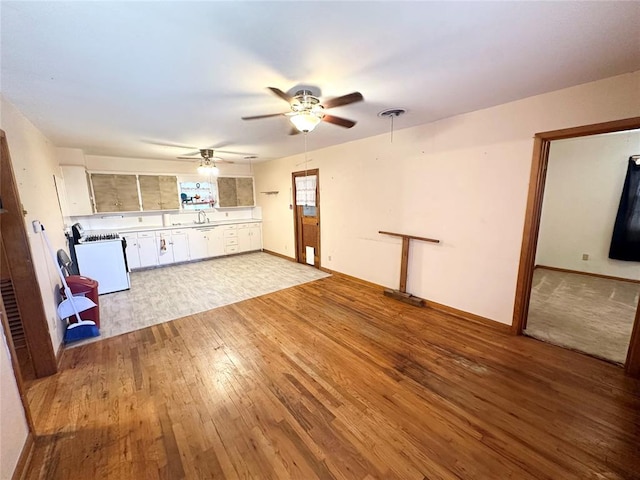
[156,232,174,265]
[171,230,190,263]
[122,222,261,270]
[222,225,238,255]
[188,229,208,260]
[137,233,159,268]
[237,223,262,252]
[123,234,141,270]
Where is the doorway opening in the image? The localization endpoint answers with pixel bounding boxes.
[512,117,640,376]
[292,169,320,268]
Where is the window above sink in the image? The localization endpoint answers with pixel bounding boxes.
[179,181,217,210]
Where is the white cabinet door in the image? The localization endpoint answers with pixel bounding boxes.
[207,227,225,257]
[61,165,94,216]
[137,234,159,267]
[123,234,141,270]
[189,229,208,260]
[156,232,174,265]
[238,223,262,252]
[171,231,190,263]
[249,225,262,250]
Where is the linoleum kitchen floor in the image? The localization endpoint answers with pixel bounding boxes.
[72,252,329,347]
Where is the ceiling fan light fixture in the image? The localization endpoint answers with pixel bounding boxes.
[290,112,322,133]
[197,159,220,176]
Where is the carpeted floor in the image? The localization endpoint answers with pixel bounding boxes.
[525,268,639,364]
[70,252,330,346]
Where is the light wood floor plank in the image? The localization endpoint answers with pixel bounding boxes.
[24,275,640,479]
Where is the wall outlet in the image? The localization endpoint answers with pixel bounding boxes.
[328,255,332,261]
[582,253,589,261]
[138,217,143,223]
[225,212,229,217]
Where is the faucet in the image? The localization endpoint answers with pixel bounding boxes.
[196,210,209,224]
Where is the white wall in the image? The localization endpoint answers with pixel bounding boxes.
[0,331,29,480]
[255,71,640,325]
[536,131,640,280]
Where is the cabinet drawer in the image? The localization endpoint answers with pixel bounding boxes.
[172,229,188,235]
[222,224,237,231]
[240,222,260,229]
[223,229,237,238]
[137,232,155,238]
[225,237,238,246]
[225,245,238,254]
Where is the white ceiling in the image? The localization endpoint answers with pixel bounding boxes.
[2,1,639,164]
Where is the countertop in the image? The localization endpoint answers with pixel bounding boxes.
[86,219,262,235]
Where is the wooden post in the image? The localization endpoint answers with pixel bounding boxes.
[379,231,440,307]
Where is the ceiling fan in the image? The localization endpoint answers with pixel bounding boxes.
[242,87,364,134]
[177,149,234,176]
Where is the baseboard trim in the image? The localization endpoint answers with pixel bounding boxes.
[319,267,510,333]
[536,265,640,285]
[12,432,34,480]
[425,300,511,333]
[56,341,65,368]
[263,249,296,263]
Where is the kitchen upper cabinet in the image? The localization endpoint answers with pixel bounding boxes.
[217,177,255,207]
[60,165,94,216]
[91,174,140,212]
[237,223,262,252]
[139,175,180,211]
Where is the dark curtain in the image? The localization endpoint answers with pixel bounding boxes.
[609,157,640,261]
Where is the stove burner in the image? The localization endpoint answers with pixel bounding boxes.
[83,233,120,242]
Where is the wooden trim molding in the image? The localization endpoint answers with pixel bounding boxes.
[11,432,34,480]
[0,130,57,377]
[262,249,296,263]
[535,265,640,285]
[511,117,640,377]
[426,300,512,334]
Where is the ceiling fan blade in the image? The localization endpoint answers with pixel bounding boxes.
[288,127,301,136]
[322,114,356,128]
[176,155,200,159]
[142,140,198,149]
[241,113,287,120]
[268,87,293,103]
[322,92,364,109]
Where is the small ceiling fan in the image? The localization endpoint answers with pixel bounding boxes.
[242,87,364,134]
[177,149,235,164]
[177,149,234,176]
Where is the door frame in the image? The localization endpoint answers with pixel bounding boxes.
[292,168,320,268]
[511,116,640,376]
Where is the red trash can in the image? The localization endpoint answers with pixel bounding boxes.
[62,275,100,328]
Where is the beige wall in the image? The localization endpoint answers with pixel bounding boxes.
[0,95,69,479]
[0,330,29,479]
[537,131,640,279]
[254,72,640,325]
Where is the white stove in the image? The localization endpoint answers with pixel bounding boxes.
[71,223,130,294]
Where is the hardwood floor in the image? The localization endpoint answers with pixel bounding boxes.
[24,275,640,479]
